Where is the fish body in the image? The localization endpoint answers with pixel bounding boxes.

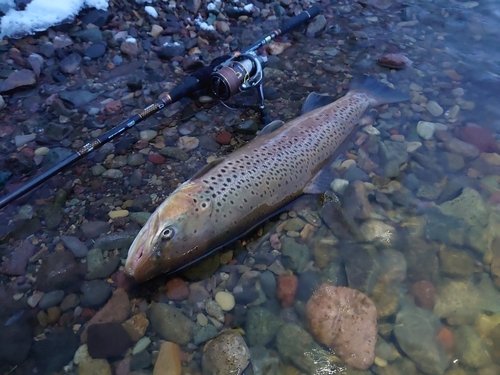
[125,76,407,282]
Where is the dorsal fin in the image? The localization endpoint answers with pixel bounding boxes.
[258,120,285,136]
[301,92,335,114]
[190,158,225,180]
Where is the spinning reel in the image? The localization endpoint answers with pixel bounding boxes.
[209,51,269,119]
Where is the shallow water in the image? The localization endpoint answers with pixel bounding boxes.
[2,0,500,374]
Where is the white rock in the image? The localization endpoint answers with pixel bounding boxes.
[140,130,158,142]
[416,121,436,140]
[34,146,50,156]
[144,5,158,18]
[426,100,444,117]
[73,344,91,365]
[133,336,151,355]
[215,291,235,311]
[331,178,349,194]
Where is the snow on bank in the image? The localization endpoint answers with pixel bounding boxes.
[0,0,109,39]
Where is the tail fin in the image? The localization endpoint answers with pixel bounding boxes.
[349,74,409,105]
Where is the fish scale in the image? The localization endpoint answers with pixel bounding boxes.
[125,76,408,282]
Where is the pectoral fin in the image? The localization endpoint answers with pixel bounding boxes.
[301,92,335,114]
[258,120,285,136]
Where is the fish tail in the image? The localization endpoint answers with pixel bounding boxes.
[349,74,409,105]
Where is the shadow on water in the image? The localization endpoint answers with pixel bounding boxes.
[1,0,500,374]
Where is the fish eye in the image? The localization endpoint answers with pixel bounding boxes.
[161,227,175,240]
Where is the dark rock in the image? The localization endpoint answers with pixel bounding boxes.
[296,270,321,303]
[59,53,82,74]
[80,280,113,308]
[130,350,151,371]
[36,251,85,292]
[306,14,327,37]
[127,77,143,91]
[0,239,35,276]
[233,286,260,305]
[43,122,73,141]
[39,290,65,310]
[198,135,220,152]
[85,43,107,59]
[71,28,103,43]
[246,307,283,347]
[193,324,218,346]
[32,328,78,375]
[260,270,277,300]
[93,233,136,251]
[61,235,89,258]
[82,9,112,27]
[40,42,55,58]
[81,221,111,239]
[0,69,36,93]
[87,323,133,359]
[157,43,185,60]
[0,312,32,365]
[28,54,43,77]
[59,90,99,108]
[235,119,259,135]
[86,248,121,280]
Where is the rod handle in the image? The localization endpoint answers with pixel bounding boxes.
[281,5,320,35]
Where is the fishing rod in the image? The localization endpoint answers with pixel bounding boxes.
[0,5,319,210]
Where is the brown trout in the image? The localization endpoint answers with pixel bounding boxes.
[125,75,407,282]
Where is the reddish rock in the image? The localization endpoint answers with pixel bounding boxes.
[148,153,165,165]
[114,271,134,292]
[103,100,123,115]
[306,284,377,370]
[21,147,34,158]
[216,131,232,145]
[276,274,298,308]
[377,53,412,69]
[81,288,130,343]
[165,278,189,301]
[410,280,436,310]
[115,356,131,375]
[436,327,454,350]
[457,126,499,153]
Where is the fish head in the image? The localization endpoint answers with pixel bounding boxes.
[125,182,215,282]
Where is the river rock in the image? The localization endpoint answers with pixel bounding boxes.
[280,236,311,272]
[0,69,36,93]
[149,302,197,345]
[32,328,79,374]
[38,290,65,310]
[416,121,436,140]
[153,341,181,375]
[202,331,250,375]
[0,239,35,276]
[305,283,377,370]
[37,251,85,292]
[86,248,121,280]
[276,323,338,374]
[80,280,113,308]
[455,325,491,368]
[87,322,133,359]
[61,235,89,258]
[439,187,489,227]
[246,307,283,347]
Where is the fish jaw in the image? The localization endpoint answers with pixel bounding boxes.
[125,182,215,282]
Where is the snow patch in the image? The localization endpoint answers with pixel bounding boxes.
[0,0,109,39]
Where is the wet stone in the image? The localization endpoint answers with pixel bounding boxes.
[130,350,151,371]
[61,235,89,258]
[193,324,218,346]
[149,302,198,345]
[246,307,283,347]
[202,331,250,375]
[439,247,475,278]
[426,100,444,117]
[37,251,85,292]
[86,248,121,280]
[280,237,311,273]
[0,239,35,276]
[81,280,113,308]
[260,270,277,300]
[87,322,133,359]
[85,43,107,59]
[0,69,36,93]
[159,146,189,161]
[81,221,111,239]
[198,135,220,152]
[59,53,83,74]
[39,290,65,310]
[32,328,78,375]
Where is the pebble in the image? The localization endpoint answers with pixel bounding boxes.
[205,299,225,322]
[276,274,298,308]
[61,235,89,258]
[197,313,208,326]
[102,169,123,179]
[149,302,197,345]
[127,153,145,166]
[109,210,129,219]
[122,312,149,341]
[15,134,36,147]
[331,178,349,194]
[153,342,181,375]
[34,146,50,156]
[39,290,65,310]
[27,290,44,308]
[0,69,36,93]
[202,331,250,375]
[216,131,232,145]
[150,25,163,38]
[132,336,151,355]
[215,291,235,311]
[426,100,444,116]
[78,358,112,375]
[416,121,436,140]
[177,136,199,151]
[165,278,189,300]
[140,130,157,142]
[87,322,133,359]
[147,153,165,164]
[81,280,113,308]
[144,5,158,18]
